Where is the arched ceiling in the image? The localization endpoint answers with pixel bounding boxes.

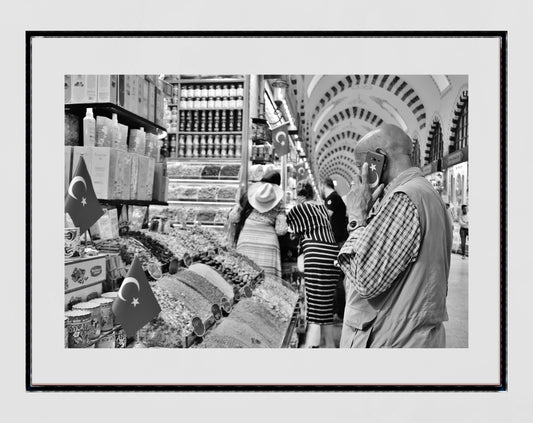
[290,74,455,189]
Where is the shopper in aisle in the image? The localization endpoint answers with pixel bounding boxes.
[228,171,288,279]
[320,176,349,321]
[338,123,453,348]
[287,183,340,348]
[458,205,469,259]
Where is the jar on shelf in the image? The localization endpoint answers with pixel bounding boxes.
[236,84,244,97]
[213,135,221,158]
[236,97,244,108]
[214,97,222,109]
[235,135,242,158]
[172,95,179,105]
[199,97,208,109]
[229,97,237,109]
[236,110,243,131]
[185,135,193,158]
[201,85,208,98]
[227,110,235,131]
[227,135,235,157]
[229,84,236,97]
[221,97,229,109]
[207,97,215,109]
[169,134,177,158]
[186,98,194,109]
[178,135,185,157]
[173,85,179,96]
[208,84,216,98]
[221,84,230,97]
[194,85,202,97]
[215,84,222,97]
[180,85,187,98]
[220,110,227,132]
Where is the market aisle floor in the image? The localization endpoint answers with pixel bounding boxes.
[310,252,469,348]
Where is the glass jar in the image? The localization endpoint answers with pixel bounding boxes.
[229,84,236,97]
[180,85,188,98]
[180,98,187,109]
[214,97,222,108]
[208,84,216,98]
[194,85,201,97]
[215,84,222,97]
[236,97,243,108]
[201,84,208,98]
[221,97,229,109]
[186,98,194,109]
[229,97,236,108]
[207,98,215,109]
[236,84,244,97]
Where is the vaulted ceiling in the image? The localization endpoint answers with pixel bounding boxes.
[288,74,465,196]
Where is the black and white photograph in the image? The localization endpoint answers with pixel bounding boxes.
[62,74,469,351]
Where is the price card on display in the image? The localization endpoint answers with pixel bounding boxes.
[211,304,222,320]
[191,316,205,337]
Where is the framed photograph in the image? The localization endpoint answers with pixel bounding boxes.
[27,31,506,391]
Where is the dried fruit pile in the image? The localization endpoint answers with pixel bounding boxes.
[117,236,163,267]
[126,231,176,264]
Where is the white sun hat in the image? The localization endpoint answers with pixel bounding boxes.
[247,182,283,213]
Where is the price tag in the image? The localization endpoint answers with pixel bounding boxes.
[243,285,253,298]
[191,316,205,337]
[211,304,222,320]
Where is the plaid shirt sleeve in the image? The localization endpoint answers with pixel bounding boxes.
[337,192,421,299]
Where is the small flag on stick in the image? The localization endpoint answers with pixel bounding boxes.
[65,156,104,234]
[271,122,291,156]
[112,256,161,337]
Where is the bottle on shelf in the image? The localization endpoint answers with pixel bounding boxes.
[220,135,228,157]
[201,85,208,98]
[227,135,235,158]
[83,107,96,147]
[220,110,227,131]
[192,135,199,158]
[229,84,236,97]
[236,110,243,131]
[235,135,242,158]
[208,84,216,98]
[215,84,222,97]
[213,135,221,158]
[178,135,185,157]
[185,135,193,158]
[169,134,177,158]
[194,85,202,98]
[180,85,187,98]
[236,84,244,97]
[228,110,234,132]
[206,134,213,157]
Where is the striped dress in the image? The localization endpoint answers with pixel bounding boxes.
[287,202,340,325]
[229,202,288,279]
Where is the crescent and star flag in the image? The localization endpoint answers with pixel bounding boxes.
[65,155,104,234]
[112,256,161,337]
[271,122,291,157]
[294,162,306,181]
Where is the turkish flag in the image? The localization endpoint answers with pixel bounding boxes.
[112,256,161,337]
[65,156,104,234]
[271,122,291,156]
[294,162,306,181]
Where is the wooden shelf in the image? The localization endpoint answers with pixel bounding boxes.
[166,158,241,164]
[168,105,243,111]
[65,102,166,133]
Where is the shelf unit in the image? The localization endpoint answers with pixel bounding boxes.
[162,76,250,229]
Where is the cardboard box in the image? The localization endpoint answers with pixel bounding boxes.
[135,155,155,201]
[97,75,118,103]
[117,75,126,109]
[152,163,168,202]
[129,75,138,114]
[154,86,164,126]
[116,123,128,151]
[65,75,71,103]
[71,75,86,103]
[65,255,106,295]
[85,75,98,102]
[96,116,113,147]
[128,129,146,155]
[121,153,132,200]
[129,153,140,200]
[140,78,149,119]
[147,81,155,123]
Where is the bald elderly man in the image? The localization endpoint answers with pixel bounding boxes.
[338,124,453,348]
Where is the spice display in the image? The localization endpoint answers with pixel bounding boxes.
[174,269,225,306]
[217,186,238,201]
[198,185,221,200]
[219,164,240,179]
[214,208,230,224]
[196,208,217,222]
[126,231,176,264]
[118,236,165,267]
[157,275,213,321]
[253,277,299,322]
[136,282,195,348]
[201,165,222,179]
[188,263,234,300]
[167,162,205,179]
[171,185,199,201]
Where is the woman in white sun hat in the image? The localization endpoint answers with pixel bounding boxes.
[228,171,288,278]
